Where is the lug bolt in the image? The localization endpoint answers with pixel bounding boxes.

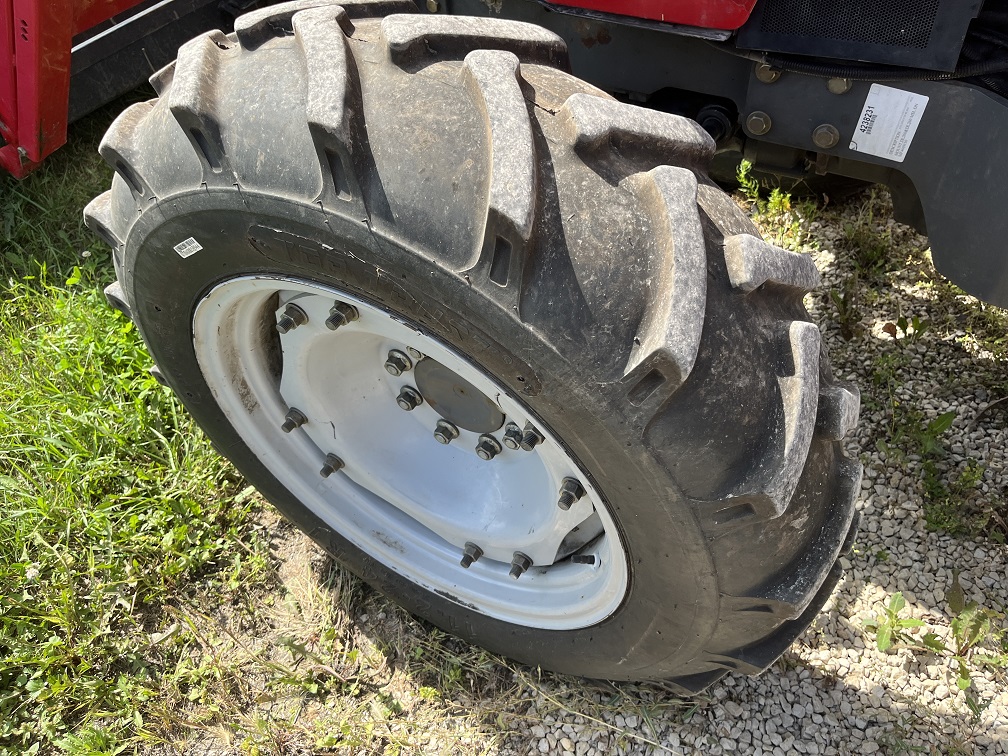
[384,349,412,376]
[812,123,841,150]
[746,111,772,136]
[519,423,543,451]
[276,303,308,333]
[557,477,586,510]
[434,419,459,445]
[460,542,483,568]
[754,63,781,84]
[407,346,423,361]
[509,552,533,579]
[319,453,344,478]
[397,386,423,411]
[475,434,502,461]
[325,301,358,331]
[571,554,596,565]
[281,407,308,433]
[502,422,523,450]
[827,77,852,95]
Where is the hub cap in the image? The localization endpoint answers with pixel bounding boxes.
[193,276,629,629]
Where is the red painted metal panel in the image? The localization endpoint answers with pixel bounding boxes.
[0,1,15,147]
[549,0,757,30]
[12,0,74,166]
[0,0,144,176]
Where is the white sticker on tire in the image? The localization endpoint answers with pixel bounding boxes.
[174,237,203,259]
[849,84,929,163]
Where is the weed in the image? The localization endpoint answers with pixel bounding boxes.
[864,578,1008,704]
[840,188,893,278]
[864,592,926,652]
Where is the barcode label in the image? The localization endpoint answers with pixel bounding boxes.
[174,237,203,259]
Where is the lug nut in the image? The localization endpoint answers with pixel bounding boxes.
[433,419,459,445]
[319,453,344,477]
[460,542,483,568]
[276,303,308,333]
[502,422,523,450]
[384,349,412,376]
[509,552,533,579]
[475,434,502,461]
[325,301,358,331]
[571,554,596,565]
[397,386,423,411]
[519,423,543,451]
[281,407,308,433]
[557,477,585,510]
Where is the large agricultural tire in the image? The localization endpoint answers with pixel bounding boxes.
[85,0,861,691]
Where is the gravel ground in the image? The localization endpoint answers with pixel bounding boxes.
[162,187,1008,755]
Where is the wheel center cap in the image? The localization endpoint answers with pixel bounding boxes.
[414,357,505,433]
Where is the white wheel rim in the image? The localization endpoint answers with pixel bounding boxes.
[193,276,629,629]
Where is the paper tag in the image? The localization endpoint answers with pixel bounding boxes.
[849,84,928,163]
[174,237,203,259]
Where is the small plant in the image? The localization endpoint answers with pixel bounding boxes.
[830,276,863,341]
[919,571,1008,693]
[864,592,925,652]
[864,577,1008,706]
[882,314,930,343]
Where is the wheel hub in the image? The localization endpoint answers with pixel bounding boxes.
[414,357,505,433]
[191,275,629,630]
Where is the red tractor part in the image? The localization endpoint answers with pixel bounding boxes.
[548,0,756,29]
[0,0,144,177]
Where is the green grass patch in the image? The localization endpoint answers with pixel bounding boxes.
[0,106,267,754]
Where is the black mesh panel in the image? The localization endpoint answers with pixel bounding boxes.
[759,0,940,49]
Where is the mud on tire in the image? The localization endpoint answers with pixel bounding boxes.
[86,0,861,691]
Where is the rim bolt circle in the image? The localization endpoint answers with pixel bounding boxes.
[519,423,544,451]
[502,422,523,450]
[325,301,358,331]
[475,434,502,461]
[384,349,412,376]
[281,407,308,433]
[319,453,345,477]
[433,419,459,445]
[460,542,483,568]
[557,477,586,510]
[276,303,308,333]
[509,552,533,579]
[396,386,423,411]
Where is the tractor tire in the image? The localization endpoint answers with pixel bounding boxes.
[85,0,861,691]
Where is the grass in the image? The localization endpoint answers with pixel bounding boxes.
[0,105,270,753]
